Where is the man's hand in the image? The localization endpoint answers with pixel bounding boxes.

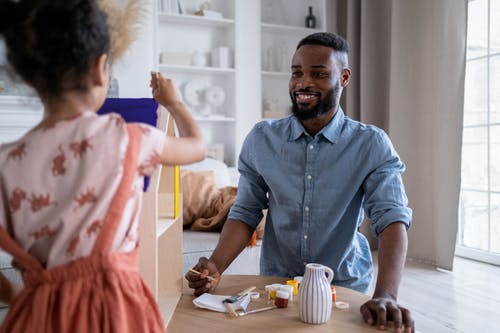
[363,222,414,332]
[185,220,255,297]
[360,296,414,332]
[185,257,221,297]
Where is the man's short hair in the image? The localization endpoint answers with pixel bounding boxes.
[296,32,349,68]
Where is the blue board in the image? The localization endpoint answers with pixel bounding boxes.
[97,98,159,192]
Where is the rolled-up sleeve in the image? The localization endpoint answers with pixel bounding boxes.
[228,126,269,229]
[363,131,412,237]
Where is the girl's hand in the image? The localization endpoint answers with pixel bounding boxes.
[150,71,184,109]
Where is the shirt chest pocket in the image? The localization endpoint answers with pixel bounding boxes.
[261,159,304,208]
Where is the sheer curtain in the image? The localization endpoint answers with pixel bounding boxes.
[327,0,467,269]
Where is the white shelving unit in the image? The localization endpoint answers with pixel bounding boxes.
[260,0,327,120]
[153,0,263,167]
[158,64,235,75]
[158,12,235,27]
[261,22,323,35]
[154,0,240,166]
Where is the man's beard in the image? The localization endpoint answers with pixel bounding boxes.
[290,84,340,121]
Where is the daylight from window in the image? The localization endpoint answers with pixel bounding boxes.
[459,0,500,264]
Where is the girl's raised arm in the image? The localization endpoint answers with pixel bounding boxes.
[150,72,206,166]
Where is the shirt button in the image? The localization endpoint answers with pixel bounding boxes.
[309,145,314,149]
[305,206,309,211]
[307,175,312,180]
[304,235,308,239]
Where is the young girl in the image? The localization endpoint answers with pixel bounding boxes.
[0,0,205,332]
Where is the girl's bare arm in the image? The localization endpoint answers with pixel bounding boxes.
[150,72,206,166]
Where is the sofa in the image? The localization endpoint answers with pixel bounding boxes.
[183,230,261,275]
[180,158,262,275]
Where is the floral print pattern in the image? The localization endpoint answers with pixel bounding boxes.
[0,112,165,268]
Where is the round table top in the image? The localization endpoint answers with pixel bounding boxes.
[168,274,379,333]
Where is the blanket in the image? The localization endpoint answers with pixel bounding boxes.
[181,170,265,247]
[182,170,237,232]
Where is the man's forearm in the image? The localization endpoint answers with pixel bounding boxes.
[209,219,254,274]
[373,222,408,300]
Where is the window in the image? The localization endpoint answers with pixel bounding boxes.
[458,0,500,265]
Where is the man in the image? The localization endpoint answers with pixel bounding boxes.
[186,32,415,332]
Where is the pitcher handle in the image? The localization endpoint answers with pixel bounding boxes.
[322,265,334,284]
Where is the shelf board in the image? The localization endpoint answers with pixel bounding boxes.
[157,217,176,238]
[158,292,181,327]
[194,115,236,122]
[262,71,291,79]
[0,95,41,107]
[158,64,235,76]
[261,22,322,35]
[159,12,235,27]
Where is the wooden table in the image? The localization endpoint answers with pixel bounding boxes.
[168,275,380,332]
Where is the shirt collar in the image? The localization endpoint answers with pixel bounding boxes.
[289,106,345,143]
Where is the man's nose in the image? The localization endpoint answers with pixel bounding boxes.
[296,75,313,89]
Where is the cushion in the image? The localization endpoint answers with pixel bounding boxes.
[181,163,265,240]
[182,158,230,189]
[181,170,219,227]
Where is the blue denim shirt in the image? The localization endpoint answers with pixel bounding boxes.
[228,108,412,293]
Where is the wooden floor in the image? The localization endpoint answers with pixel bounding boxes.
[2,255,500,332]
[371,254,500,333]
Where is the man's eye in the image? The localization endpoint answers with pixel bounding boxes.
[291,72,302,78]
[312,72,328,78]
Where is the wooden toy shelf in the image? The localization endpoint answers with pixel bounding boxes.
[138,106,182,327]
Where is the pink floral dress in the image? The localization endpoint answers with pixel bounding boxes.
[0,112,167,332]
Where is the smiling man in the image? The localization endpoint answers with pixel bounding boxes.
[186,32,415,333]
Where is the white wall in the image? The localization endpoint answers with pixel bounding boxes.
[234,0,261,162]
[113,0,155,98]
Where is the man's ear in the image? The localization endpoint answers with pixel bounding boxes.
[90,54,109,86]
[340,68,351,87]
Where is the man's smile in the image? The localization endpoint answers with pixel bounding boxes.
[294,91,320,104]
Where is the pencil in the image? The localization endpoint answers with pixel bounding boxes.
[224,302,239,317]
[189,268,216,282]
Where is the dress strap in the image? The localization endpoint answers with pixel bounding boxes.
[92,124,142,255]
[0,227,44,272]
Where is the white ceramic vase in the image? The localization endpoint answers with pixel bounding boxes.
[298,263,334,324]
[191,50,207,67]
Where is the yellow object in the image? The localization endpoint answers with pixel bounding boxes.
[174,165,180,218]
[267,284,282,301]
[331,286,337,302]
[286,280,298,296]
